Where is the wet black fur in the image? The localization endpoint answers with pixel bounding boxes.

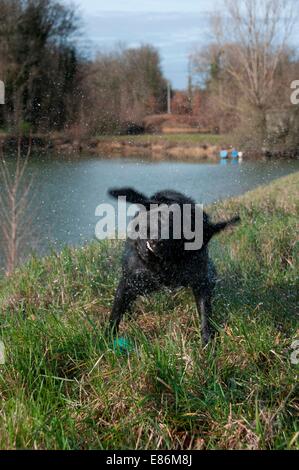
[108,187,240,346]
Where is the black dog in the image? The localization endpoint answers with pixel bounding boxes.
[108,187,240,345]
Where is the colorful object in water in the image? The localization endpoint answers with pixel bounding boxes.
[113,337,134,355]
[220,150,228,159]
[231,149,239,158]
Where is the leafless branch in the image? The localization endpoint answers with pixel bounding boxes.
[0,134,34,276]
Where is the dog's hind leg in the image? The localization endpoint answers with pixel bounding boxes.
[192,286,215,346]
[109,278,137,335]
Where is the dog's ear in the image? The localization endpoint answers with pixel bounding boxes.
[108,187,150,207]
[204,216,240,244]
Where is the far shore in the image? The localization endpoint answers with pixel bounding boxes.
[88,133,227,161]
[0,132,226,161]
[0,132,297,161]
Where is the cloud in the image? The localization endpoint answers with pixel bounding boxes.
[72,7,214,89]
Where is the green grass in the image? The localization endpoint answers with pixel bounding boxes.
[96,133,227,146]
[0,173,298,450]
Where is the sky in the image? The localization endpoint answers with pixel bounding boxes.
[64,0,220,89]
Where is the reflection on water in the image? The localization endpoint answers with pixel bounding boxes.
[219,158,242,166]
[0,154,298,267]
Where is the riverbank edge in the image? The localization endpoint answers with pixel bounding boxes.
[2,132,296,161]
[0,133,225,161]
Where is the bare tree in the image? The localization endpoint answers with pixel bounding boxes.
[190,0,298,144]
[0,136,34,276]
[221,0,296,112]
[83,45,167,135]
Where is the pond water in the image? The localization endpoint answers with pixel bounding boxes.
[0,155,298,268]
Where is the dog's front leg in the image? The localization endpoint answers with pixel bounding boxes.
[192,286,215,346]
[109,278,137,335]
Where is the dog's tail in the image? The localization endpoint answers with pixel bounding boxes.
[212,216,241,234]
[108,187,151,208]
[205,216,240,243]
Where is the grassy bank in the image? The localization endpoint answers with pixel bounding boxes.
[0,173,298,450]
